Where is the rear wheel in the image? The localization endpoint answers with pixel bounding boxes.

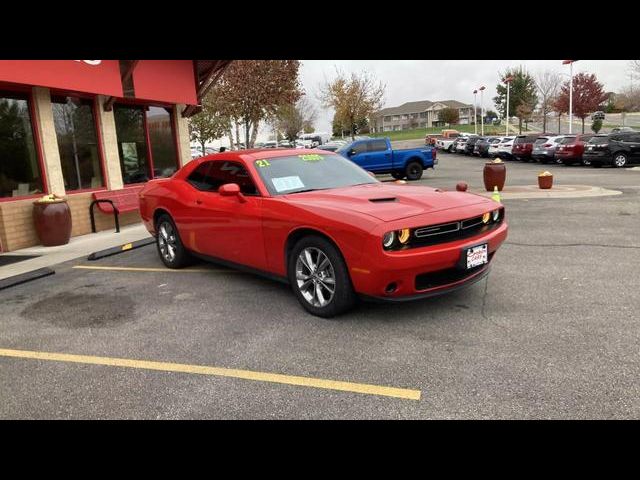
[288,236,356,318]
[405,161,423,180]
[155,214,192,269]
[613,153,628,168]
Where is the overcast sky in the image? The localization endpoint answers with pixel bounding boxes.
[299,60,637,133]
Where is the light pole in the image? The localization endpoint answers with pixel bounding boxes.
[479,86,486,136]
[473,90,478,134]
[504,76,513,136]
[563,60,578,134]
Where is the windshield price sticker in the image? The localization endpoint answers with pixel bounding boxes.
[299,154,323,162]
[272,176,305,193]
[255,159,271,168]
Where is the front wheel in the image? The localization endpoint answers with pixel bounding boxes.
[405,161,423,180]
[288,236,356,318]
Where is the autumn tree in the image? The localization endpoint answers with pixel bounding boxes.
[438,107,459,125]
[536,70,562,133]
[494,67,538,134]
[319,69,385,140]
[556,72,609,134]
[212,60,302,148]
[516,102,534,132]
[189,92,231,155]
[276,97,317,143]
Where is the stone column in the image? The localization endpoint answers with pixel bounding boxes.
[95,95,123,190]
[31,87,65,196]
[173,104,192,167]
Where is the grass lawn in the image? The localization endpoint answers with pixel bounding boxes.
[370,124,506,141]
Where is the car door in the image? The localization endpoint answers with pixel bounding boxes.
[346,141,370,169]
[627,134,640,162]
[184,159,267,270]
[365,139,392,170]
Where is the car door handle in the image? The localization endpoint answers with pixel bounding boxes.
[196,199,203,205]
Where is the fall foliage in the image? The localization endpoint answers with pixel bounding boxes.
[319,70,385,140]
[555,72,608,133]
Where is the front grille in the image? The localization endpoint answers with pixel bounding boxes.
[415,253,494,291]
[409,213,501,248]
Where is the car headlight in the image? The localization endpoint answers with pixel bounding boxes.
[382,231,396,249]
[492,209,500,222]
[398,228,410,244]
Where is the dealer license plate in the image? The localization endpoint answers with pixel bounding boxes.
[466,244,488,269]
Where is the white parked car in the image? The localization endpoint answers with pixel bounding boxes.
[495,136,516,159]
[455,134,475,153]
[436,137,459,152]
[490,136,515,158]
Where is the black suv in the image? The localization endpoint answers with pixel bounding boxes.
[464,136,485,155]
[583,132,640,167]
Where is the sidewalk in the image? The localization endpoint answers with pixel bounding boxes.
[0,223,151,281]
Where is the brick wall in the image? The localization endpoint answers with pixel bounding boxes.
[0,193,140,252]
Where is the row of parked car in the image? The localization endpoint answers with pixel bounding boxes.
[437,127,640,167]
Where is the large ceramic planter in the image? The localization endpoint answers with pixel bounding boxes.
[483,161,506,191]
[538,174,553,189]
[33,199,72,246]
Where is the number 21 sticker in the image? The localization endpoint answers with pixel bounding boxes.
[256,159,271,167]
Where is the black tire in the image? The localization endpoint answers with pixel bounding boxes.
[155,214,192,269]
[447,145,453,153]
[612,152,628,168]
[391,171,405,180]
[287,235,356,318]
[581,158,591,166]
[405,161,423,180]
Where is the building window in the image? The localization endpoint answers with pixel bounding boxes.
[52,96,103,191]
[114,105,150,184]
[0,92,43,199]
[114,104,179,185]
[146,106,178,178]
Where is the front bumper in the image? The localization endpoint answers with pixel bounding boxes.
[349,219,508,300]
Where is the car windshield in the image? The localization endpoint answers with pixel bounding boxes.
[560,136,576,144]
[254,153,378,196]
[588,136,609,144]
[534,138,549,145]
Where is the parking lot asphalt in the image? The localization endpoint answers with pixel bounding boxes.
[1,152,639,419]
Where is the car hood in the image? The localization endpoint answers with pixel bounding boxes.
[283,183,492,222]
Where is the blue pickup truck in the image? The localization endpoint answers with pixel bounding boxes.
[336,137,437,180]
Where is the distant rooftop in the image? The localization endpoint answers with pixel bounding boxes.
[375,99,472,117]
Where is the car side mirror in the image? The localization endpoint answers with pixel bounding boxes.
[219,183,246,202]
[348,149,356,156]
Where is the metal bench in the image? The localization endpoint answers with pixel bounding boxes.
[90,186,144,233]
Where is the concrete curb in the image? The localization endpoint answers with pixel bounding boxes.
[0,267,55,291]
[471,185,622,200]
[87,237,155,261]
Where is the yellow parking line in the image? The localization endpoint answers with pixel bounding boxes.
[72,265,231,273]
[0,348,421,401]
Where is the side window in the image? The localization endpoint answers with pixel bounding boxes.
[187,162,215,191]
[352,142,367,155]
[628,134,640,143]
[208,161,258,195]
[367,140,388,152]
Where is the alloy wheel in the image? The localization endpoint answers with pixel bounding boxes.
[158,221,177,263]
[295,247,335,308]
[614,154,627,167]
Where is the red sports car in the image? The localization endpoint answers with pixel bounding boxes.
[139,149,508,317]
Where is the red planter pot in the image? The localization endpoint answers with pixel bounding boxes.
[33,200,72,246]
[538,175,553,189]
[483,162,506,191]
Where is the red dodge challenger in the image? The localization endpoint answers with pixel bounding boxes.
[139,149,508,317]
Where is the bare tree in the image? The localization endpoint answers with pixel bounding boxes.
[319,69,385,140]
[536,70,562,133]
[276,97,318,142]
[630,60,640,77]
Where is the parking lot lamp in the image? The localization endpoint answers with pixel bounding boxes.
[563,60,578,134]
[479,86,486,136]
[473,90,478,134]
[504,76,514,136]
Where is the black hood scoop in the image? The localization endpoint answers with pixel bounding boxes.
[368,197,397,203]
